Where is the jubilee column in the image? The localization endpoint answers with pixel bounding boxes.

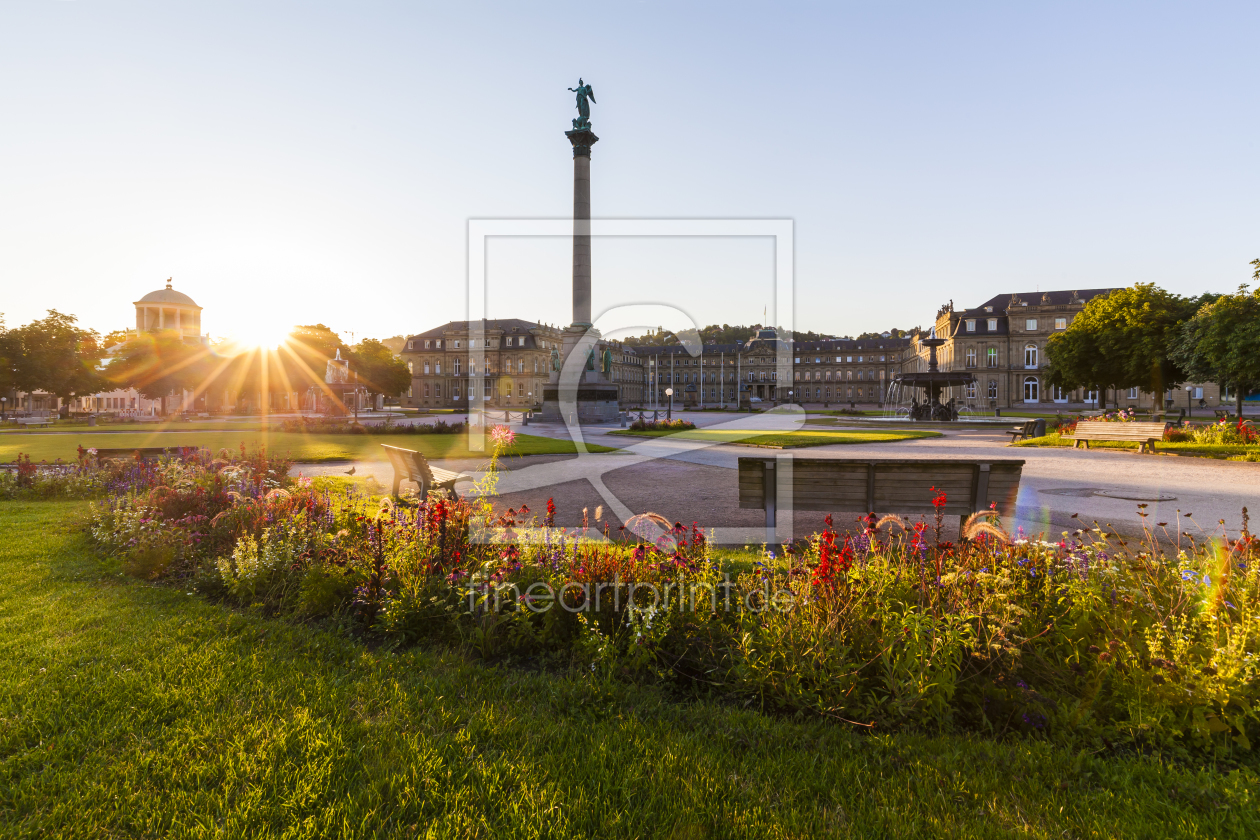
[567,125,597,327]
[541,78,620,424]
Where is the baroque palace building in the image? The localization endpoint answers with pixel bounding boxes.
[903,289,1224,410]
[399,320,647,410]
[400,321,908,410]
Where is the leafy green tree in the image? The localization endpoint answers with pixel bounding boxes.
[350,338,411,402]
[11,310,107,416]
[1046,284,1204,407]
[106,331,209,411]
[0,317,19,405]
[1045,327,1116,407]
[1170,275,1260,418]
[282,324,349,390]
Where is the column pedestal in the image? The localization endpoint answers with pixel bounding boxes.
[539,324,620,424]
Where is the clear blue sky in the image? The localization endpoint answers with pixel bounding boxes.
[1,1,1256,344]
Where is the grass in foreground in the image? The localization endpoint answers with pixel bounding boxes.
[608,428,941,448]
[1,500,1255,839]
[0,430,617,464]
[1014,432,1260,461]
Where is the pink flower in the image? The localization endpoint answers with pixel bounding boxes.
[489,425,516,449]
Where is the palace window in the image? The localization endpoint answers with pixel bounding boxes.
[454,359,461,375]
[965,348,976,368]
[435,340,441,348]
[407,361,414,374]
[987,318,997,331]
[965,382,976,399]
[1024,344,1038,368]
[966,319,975,332]
[434,384,441,397]
[484,380,492,397]
[424,340,431,349]
[423,361,430,375]
[435,362,441,374]
[984,306,993,313]
[453,385,460,398]
[407,341,414,350]
[1128,387,1139,399]
[987,379,998,399]
[794,372,801,381]
[987,347,998,368]
[1023,376,1039,402]
[424,384,431,398]
[1055,317,1067,330]
[453,340,460,349]
[1025,319,1038,331]
[814,357,821,363]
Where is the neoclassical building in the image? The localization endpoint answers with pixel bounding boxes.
[902,289,1224,410]
[400,320,565,410]
[133,280,205,341]
[634,328,910,408]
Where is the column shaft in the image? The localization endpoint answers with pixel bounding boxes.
[572,152,592,327]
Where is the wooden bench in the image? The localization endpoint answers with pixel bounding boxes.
[93,446,200,461]
[738,457,1024,535]
[1006,420,1037,442]
[1215,409,1231,420]
[382,444,465,498]
[1064,420,1168,454]
[16,417,53,428]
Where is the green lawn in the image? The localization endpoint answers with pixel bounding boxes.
[1,431,616,464]
[1014,432,1260,461]
[609,428,941,448]
[1,500,1255,838]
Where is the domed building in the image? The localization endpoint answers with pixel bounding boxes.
[134,279,206,344]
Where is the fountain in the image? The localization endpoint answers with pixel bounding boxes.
[889,329,978,421]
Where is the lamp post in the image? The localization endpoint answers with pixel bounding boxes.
[1,397,6,421]
[1185,384,1193,420]
[665,387,674,421]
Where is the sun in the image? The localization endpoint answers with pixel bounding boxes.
[227,321,293,351]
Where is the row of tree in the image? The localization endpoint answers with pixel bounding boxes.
[1046,261,1260,415]
[0,315,411,414]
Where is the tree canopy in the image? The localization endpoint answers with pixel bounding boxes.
[1170,275,1260,417]
[106,331,209,402]
[9,310,107,406]
[1046,284,1207,405]
[350,338,411,400]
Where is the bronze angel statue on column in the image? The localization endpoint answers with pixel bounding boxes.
[568,78,595,129]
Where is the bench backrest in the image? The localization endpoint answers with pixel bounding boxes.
[381,445,435,485]
[1074,421,1167,440]
[94,447,195,460]
[738,457,1024,518]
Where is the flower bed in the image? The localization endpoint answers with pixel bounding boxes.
[627,418,696,432]
[278,417,466,435]
[82,436,1260,760]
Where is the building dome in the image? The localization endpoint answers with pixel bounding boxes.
[136,283,199,307]
[133,279,203,341]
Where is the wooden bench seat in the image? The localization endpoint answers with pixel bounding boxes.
[1064,420,1168,454]
[1006,420,1037,442]
[382,444,465,498]
[93,446,200,461]
[16,417,53,428]
[738,456,1024,536]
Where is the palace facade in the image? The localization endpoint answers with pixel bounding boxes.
[400,320,647,410]
[904,289,1224,409]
